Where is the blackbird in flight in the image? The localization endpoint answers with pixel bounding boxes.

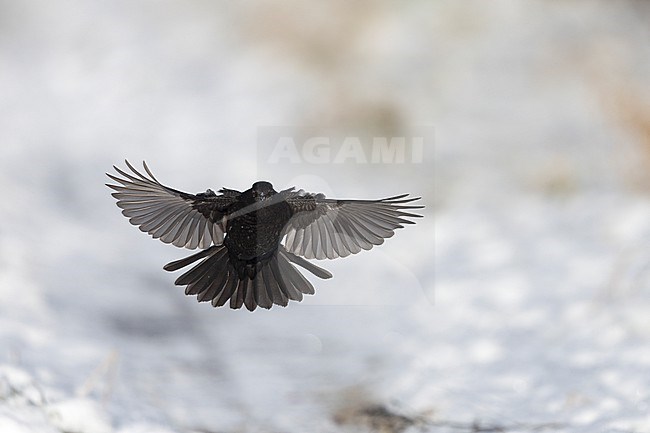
[107,161,423,311]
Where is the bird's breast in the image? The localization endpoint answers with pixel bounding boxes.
[225,200,291,260]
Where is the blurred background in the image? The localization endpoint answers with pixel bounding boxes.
[1,1,649,432]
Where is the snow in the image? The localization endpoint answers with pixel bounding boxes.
[47,399,112,433]
[1,1,650,432]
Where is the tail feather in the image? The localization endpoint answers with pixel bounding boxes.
[164,244,330,311]
[277,253,312,297]
[180,247,228,293]
[261,265,288,307]
[213,270,238,308]
[270,255,302,301]
[197,262,230,302]
[163,246,218,272]
[283,250,333,279]
[243,279,254,311]
[231,278,246,310]
[253,272,273,309]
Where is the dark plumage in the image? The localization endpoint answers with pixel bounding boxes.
[106,160,423,311]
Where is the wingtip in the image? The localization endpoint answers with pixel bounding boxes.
[382,194,423,205]
[142,160,158,182]
[124,159,136,172]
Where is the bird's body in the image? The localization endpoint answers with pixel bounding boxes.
[225,184,291,264]
[107,161,423,311]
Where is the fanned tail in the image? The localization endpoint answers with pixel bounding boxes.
[164,245,332,311]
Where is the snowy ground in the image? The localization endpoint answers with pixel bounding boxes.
[1,1,650,432]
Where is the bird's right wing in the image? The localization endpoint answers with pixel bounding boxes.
[106,160,240,249]
[283,190,423,259]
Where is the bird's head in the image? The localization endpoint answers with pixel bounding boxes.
[251,181,276,201]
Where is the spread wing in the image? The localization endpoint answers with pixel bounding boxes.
[106,160,240,249]
[282,190,423,259]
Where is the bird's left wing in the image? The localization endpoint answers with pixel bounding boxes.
[282,189,423,259]
[106,160,239,249]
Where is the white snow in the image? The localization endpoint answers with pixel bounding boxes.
[1,1,649,432]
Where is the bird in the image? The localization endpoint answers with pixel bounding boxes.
[106,160,423,311]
